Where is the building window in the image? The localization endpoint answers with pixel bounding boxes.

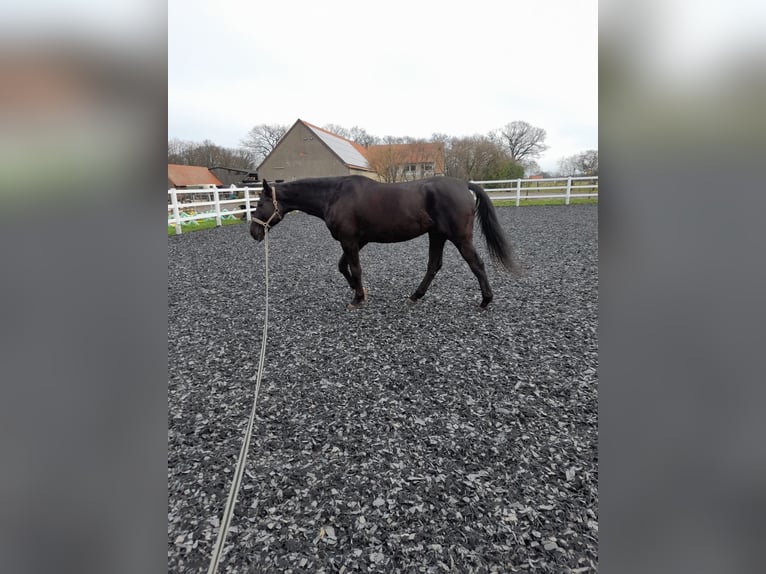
[404,163,417,180]
[422,162,435,177]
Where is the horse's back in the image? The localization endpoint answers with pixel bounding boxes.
[361,176,475,205]
[353,177,475,217]
[325,176,476,243]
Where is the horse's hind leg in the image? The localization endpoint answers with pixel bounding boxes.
[454,239,493,308]
[410,231,447,303]
[338,253,355,289]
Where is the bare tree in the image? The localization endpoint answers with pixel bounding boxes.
[167,138,254,171]
[445,136,481,180]
[241,123,288,166]
[322,124,381,148]
[444,135,518,181]
[366,144,411,182]
[322,124,351,139]
[168,138,187,163]
[557,155,580,177]
[521,159,541,176]
[557,150,598,176]
[380,135,417,145]
[348,126,380,148]
[578,149,599,175]
[495,121,549,162]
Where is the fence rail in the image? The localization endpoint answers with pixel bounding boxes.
[472,176,599,207]
[167,176,598,235]
[167,185,263,236]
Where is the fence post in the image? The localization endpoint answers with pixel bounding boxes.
[565,177,572,205]
[171,189,182,235]
[244,188,251,221]
[515,179,521,207]
[213,188,222,227]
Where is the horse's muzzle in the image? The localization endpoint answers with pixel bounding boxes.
[249,223,265,242]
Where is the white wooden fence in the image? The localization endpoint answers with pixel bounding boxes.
[472,176,599,206]
[167,176,598,235]
[167,185,263,236]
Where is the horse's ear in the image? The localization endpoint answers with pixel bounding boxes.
[262,179,272,197]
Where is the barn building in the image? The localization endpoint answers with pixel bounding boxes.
[257,119,378,182]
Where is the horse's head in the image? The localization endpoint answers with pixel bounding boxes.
[249,180,283,241]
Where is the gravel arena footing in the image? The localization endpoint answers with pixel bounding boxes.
[168,205,598,573]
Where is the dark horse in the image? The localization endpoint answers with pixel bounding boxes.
[249,175,519,309]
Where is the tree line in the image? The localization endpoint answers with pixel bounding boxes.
[168,121,597,181]
[168,138,254,172]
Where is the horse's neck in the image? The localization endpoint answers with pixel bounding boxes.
[280,184,329,220]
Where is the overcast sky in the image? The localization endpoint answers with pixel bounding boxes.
[168,0,598,173]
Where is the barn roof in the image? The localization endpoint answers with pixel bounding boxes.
[167,164,223,187]
[300,120,371,170]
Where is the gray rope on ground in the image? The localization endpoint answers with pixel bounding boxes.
[207,229,270,574]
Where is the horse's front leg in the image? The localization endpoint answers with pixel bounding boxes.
[341,242,367,309]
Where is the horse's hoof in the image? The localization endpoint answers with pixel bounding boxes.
[347,288,368,310]
[406,296,419,306]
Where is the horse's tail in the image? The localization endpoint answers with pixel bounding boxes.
[468,182,522,274]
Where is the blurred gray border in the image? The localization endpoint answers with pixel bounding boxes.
[601,2,766,570]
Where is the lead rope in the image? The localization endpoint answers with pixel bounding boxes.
[207,228,271,574]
